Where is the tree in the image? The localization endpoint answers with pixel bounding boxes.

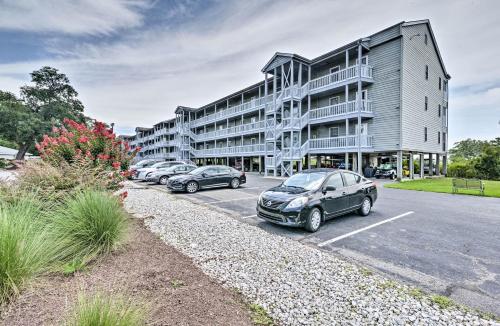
[449,138,488,162]
[474,141,500,180]
[0,67,85,159]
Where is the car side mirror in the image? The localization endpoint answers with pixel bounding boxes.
[202,173,208,178]
[322,185,336,194]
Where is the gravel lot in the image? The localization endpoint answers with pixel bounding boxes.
[124,184,497,325]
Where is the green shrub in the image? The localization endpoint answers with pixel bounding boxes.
[68,293,146,326]
[50,190,128,264]
[0,200,55,303]
[447,160,477,179]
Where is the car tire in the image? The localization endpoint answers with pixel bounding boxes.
[185,181,198,193]
[357,197,372,216]
[159,176,168,185]
[230,178,240,189]
[305,207,322,233]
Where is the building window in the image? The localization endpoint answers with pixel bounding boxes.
[443,132,446,151]
[425,96,428,111]
[330,66,340,74]
[425,65,429,80]
[438,104,441,117]
[329,127,339,137]
[444,80,448,93]
[438,132,441,144]
[355,56,368,65]
[329,96,340,106]
[439,77,442,90]
[424,127,428,142]
[424,34,428,45]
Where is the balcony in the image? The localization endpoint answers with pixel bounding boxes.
[306,64,373,95]
[309,100,373,123]
[193,144,265,157]
[308,135,373,152]
[191,95,272,128]
[155,140,175,147]
[193,120,265,141]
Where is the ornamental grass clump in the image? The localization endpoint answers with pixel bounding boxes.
[51,190,128,264]
[68,293,146,326]
[0,200,56,303]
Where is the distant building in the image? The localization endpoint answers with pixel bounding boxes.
[124,20,449,179]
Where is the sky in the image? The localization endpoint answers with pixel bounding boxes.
[0,0,499,145]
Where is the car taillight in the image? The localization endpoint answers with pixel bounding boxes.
[240,171,245,176]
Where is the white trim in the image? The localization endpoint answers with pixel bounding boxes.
[329,65,340,74]
[329,96,340,106]
[329,127,340,137]
[355,55,368,65]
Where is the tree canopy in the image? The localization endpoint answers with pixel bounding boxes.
[0,67,86,159]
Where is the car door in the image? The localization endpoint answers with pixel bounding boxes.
[198,167,219,188]
[343,172,364,208]
[321,173,349,218]
[217,167,233,185]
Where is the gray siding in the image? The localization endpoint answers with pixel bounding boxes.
[368,36,402,152]
[369,24,401,47]
[401,23,447,153]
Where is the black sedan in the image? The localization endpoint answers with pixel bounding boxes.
[257,169,377,232]
[167,165,246,193]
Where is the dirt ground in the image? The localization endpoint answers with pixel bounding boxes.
[0,218,253,326]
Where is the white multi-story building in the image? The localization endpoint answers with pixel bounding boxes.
[125,20,450,179]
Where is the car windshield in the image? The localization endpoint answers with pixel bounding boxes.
[281,172,327,190]
[379,163,393,170]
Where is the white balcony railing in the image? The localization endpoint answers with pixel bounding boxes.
[309,135,373,150]
[191,95,272,128]
[193,144,265,157]
[307,64,373,93]
[309,100,373,120]
[193,120,265,141]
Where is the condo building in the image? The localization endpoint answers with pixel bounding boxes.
[124,20,450,179]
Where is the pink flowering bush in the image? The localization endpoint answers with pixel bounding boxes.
[33,119,140,191]
[36,119,138,173]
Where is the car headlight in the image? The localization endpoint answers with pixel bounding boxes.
[258,192,264,204]
[146,172,153,177]
[286,196,309,209]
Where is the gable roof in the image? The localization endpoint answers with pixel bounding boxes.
[402,19,451,79]
[261,52,311,73]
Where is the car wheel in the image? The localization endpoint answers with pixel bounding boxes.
[358,197,372,216]
[159,176,168,185]
[305,207,322,233]
[185,181,198,193]
[230,178,240,189]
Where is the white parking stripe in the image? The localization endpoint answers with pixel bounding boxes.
[317,211,415,247]
[240,214,257,219]
[207,196,259,204]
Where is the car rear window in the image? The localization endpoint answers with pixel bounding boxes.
[344,172,360,186]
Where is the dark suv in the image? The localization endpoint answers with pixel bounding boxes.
[256,169,377,232]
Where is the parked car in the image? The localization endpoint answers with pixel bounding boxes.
[167,165,246,193]
[134,161,187,181]
[128,159,162,178]
[256,169,377,232]
[374,163,397,179]
[146,164,197,184]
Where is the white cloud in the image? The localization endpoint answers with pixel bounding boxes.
[0,0,149,35]
[0,0,499,141]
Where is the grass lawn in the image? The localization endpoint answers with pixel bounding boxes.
[385,177,500,198]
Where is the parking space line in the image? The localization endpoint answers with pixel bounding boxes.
[207,196,259,204]
[240,214,257,219]
[317,211,415,247]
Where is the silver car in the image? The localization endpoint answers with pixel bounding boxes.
[135,161,187,181]
[146,164,197,184]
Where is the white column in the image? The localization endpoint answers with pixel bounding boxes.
[436,154,441,176]
[442,154,448,176]
[420,154,424,178]
[356,42,363,175]
[396,151,403,180]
